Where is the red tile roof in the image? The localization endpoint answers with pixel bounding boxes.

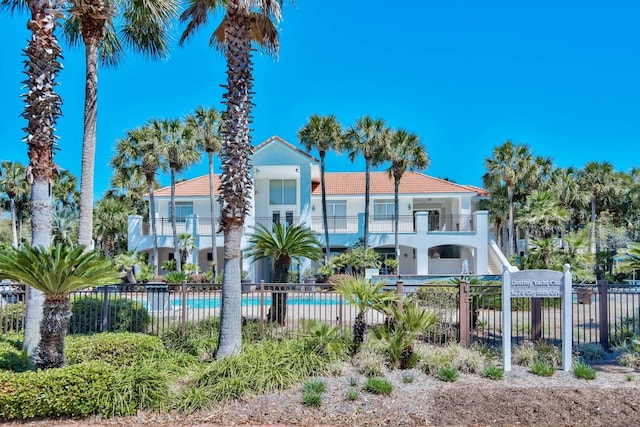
[153,175,220,197]
[152,171,486,197]
[314,172,483,196]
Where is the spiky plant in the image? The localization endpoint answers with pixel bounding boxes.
[0,244,119,369]
[333,275,398,351]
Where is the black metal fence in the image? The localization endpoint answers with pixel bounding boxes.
[1,279,639,350]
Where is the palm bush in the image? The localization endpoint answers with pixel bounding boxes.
[333,275,397,351]
[0,244,119,369]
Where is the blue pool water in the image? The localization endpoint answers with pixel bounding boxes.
[173,295,344,309]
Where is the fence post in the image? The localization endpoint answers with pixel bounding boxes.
[259,280,265,338]
[101,286,109,332]
[599,279,609,350]
[180,282,187,335]
[531,298,542,341]
[459,279,470,347]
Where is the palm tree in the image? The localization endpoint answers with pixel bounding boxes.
[345,116,388,249]
[245,223,322,325]
[333,275,397,351]
[110,123,167,274]
[52,207,78,247]
[159,118,200,272]
[483,141,534,257]
[64,0,178,248]
[186,106,223,277]
[0,244,119,368]
[385,129,429,265]
[52,169,79,212]
[2,0,64,357]
[179,0,288,358]
[298,114,343,262]
[178,232,196,266]
[516,189,569,238]
[578,161,618,254]
[0,161,28,248]
[93,195,131,257]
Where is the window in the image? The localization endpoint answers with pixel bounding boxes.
[373,200,394,220]
[269,179,296,205]
[326,200,347,230]
[169,202,193,221]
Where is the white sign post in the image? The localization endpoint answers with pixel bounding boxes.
[502,264,572,371]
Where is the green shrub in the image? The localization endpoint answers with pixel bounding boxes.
[346,388,359,401]
[535,341,561,367]
[436,366,459,382]
[363,376,393,395]
[69,296,150,334]
[162,317,219,358]
[512,344,538,366]
[0,303,26,333]
[577,343,606,361]
[0,334,32,372]
[401,372,414,383]
[302,390,322,406]
[303,379,326,394]
[529,360,556,377]
[480,364,503,380]
[66,333,165,366]
[572,360,596,380]
[0,361,115,419]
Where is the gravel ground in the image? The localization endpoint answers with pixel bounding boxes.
[5,362,640,427]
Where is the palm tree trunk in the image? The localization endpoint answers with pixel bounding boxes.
[170,168,181,272]
[77,30,101,249]
[394,175,400,266]
[217,225,243,357]
[590,196,597,254]
[147,179,159,275]
[33,295,70,369]
[508,185,514,257]
[216,1,254,358]
[320,151,330,261]
[208,152,218,276]
[10,197,18,248]
[364,160,371,249]
[268,256,290,325]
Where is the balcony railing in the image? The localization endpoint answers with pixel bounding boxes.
[140,213,476,237]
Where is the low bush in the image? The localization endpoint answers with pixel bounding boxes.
[401,372,414,383]
[572,360,596,380]
[0,361,114,419]
[301,390,322,406]
[577,343,606,361]
[66,333,165,366]
[436,366,459,382]
[617,349,640,369]
[363,376,393,395]
[69,296,150,334]
[346,388,359,401]
[303,379,326,394]
[529,360,556,377]
[0,333,32,372]
[480,364,503,380]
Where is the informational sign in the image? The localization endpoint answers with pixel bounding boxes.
[502,266,572,372]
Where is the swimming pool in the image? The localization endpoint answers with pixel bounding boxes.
[173,295,344,309]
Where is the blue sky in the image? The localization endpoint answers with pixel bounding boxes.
[1,0,639,199]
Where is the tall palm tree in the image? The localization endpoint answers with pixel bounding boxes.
[298,114,343,261]
[245,223,322,325]
[179,0,288,358]
[63,0,178,248]
[547,167,589,240]
[2,0,64,357]
[0,244,119,369]
[385,129,429,265]
[93,195,131,257]
[345,115,388,249]
[516,189,569,239]
[483,141,533,257]
[52,169,79,211]
[0,161,28,248]
[578,161,618,254]
[186,106,223,276]
[159,118,200,272]
[110,123,167,274]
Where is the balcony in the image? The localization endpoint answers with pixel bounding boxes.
[139,213,477,237]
